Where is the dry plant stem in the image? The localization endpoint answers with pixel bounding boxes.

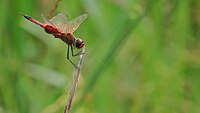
[48,0,61,18]
[64,47,85,113]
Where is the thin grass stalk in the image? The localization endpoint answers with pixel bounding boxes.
[64,47,85,113]
[48,0,61,18]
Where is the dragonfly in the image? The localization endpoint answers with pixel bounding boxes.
[21,13,88,68]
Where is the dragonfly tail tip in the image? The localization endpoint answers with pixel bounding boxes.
[20,12,31,19]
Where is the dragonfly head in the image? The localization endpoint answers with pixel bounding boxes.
[75,38,84,49]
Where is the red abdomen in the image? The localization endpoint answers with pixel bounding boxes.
[44,25,60,34]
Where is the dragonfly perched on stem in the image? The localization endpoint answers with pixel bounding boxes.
[21,13,88,68]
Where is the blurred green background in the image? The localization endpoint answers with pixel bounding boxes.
[0,0,200,113]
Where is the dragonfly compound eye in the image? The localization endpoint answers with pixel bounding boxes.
[75,38,84,49]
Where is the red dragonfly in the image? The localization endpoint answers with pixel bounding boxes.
[21,13,87,68]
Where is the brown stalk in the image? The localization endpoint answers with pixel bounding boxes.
[64,47,85,113]
[48,0,61,18]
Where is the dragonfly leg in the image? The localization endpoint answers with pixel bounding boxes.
[67,45,78,68]
[71,45,85,57]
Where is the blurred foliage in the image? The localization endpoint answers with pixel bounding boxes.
[0,0,200,113]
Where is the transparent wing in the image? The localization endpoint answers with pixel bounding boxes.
[65,14,87,33]
[42,13,68,31]
[49,13,69,31]
[41,14,52,24]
